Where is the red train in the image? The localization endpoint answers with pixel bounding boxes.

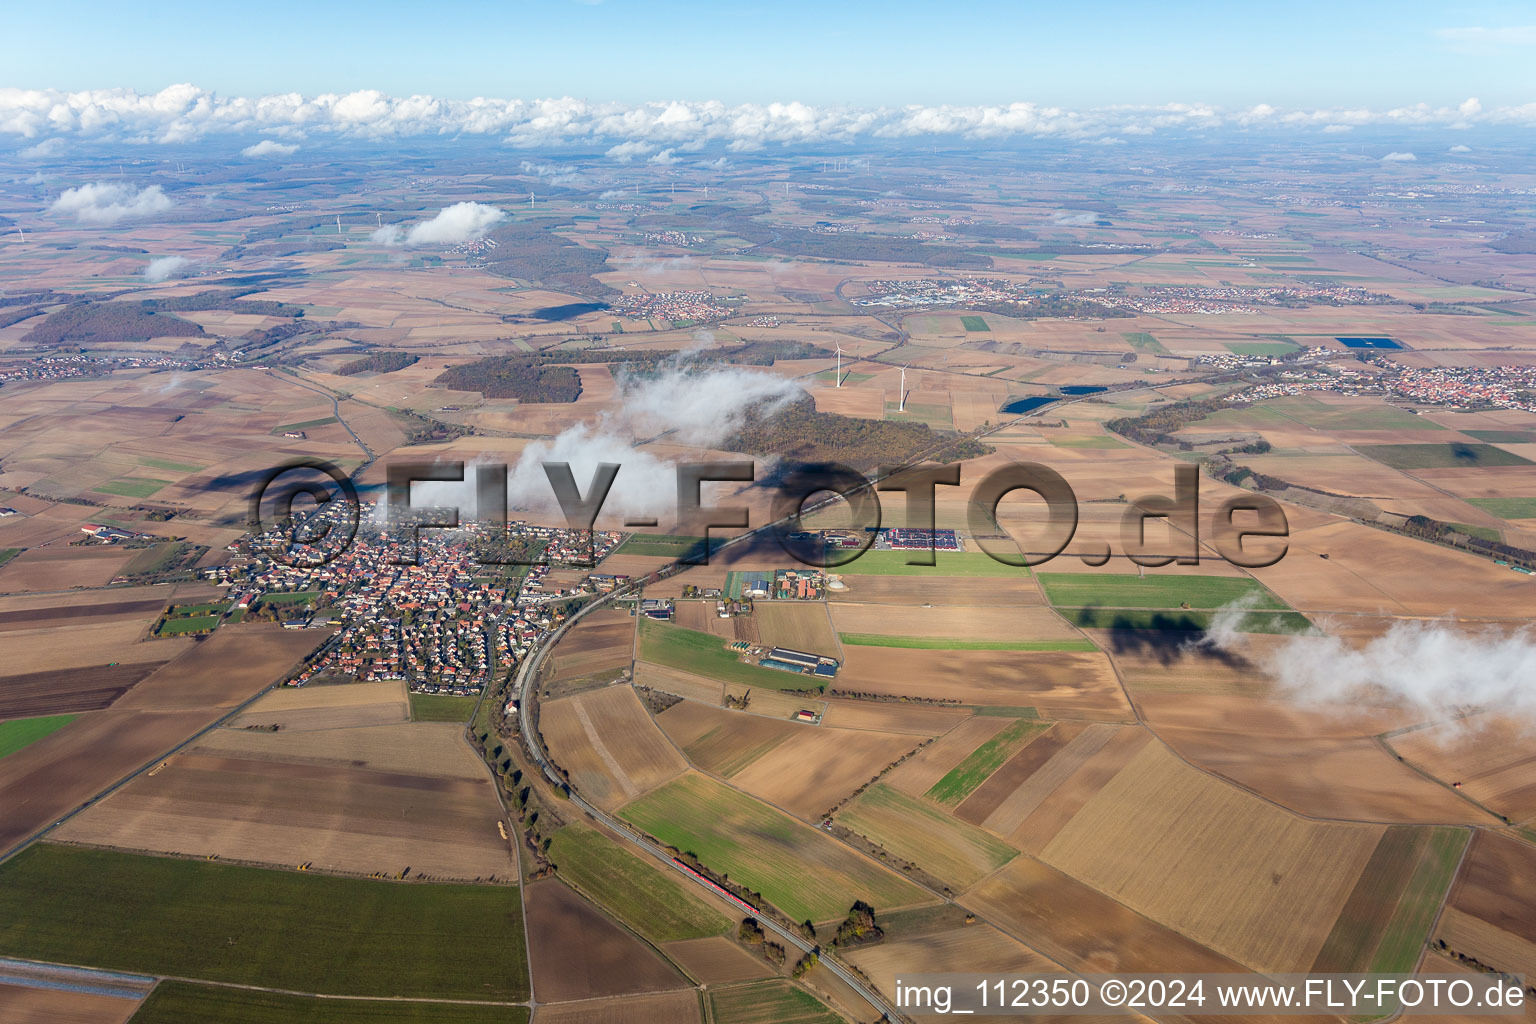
[672,857,757,916]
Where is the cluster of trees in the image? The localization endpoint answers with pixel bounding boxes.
[24,301,207,347]
[831,901,883,948]
[724,397,991,470]
[139,289,305,318]
[1489,230,1536,255]
[970,294,1134,320]
[1106,396,1232,447]
[436,356,583,402]
[475,218,616,297]
[737,918,787,967]
[336,350,418,376]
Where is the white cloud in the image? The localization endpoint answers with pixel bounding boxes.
[47,182,173,225]
[241,139,298,157]
[371,201,506,246]
[144,255,194,282]
[3,85,1535,150]
[647,148,680,165]
[19,137,65,159]
[1449,143,1472,153]
[1321,123,1352,133]
[1382,151,1417,162]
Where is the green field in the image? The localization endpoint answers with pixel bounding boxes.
[139,457,206,473]
[619,773,929,923]
[836,784,1017,888]
[0,845,529,1001]
[960,315,990,332]
[1368,828,1468,974]
[271,416,339,434]
[547,822,729,942]
[258,590,320,606]
[839,549,1029,577]
[1467,496,1536,520]
[1046,434,1128,449]
[124,543,199,576]
[813,370,875,384]
[1463,430,1536,445]
[128,983,527,1024]
[709,980,843,1024]
[0,548,19,568]
[927,719,1050,805]
[839,634,1095,652]
[1123,331,1169,355]
[95,477,172,498]
[1063,606,1311,633]
[639,620,822,691]
[1359,443,1533,470]
[165,602,230,617]
[1038,573,1287,610]
[612,533,724,559]
[409,693,478,722]
[1225,341,1300,357]
[0,714,78,759]
[156,614,220,635]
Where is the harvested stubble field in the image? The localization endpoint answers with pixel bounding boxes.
[750,601,840,657]
[542,685,687,810]
[835,646,1131,718]
[196,721,486,779]
[1,619,187,678]
[632,660,725,705]
[619,771,933,924]
[1007,727,1155,853]
[1389,715,1536,824]
[955,722,1125,836]
[1038,741,1383,971]
[657,700,918,819]
[928,719,1051,805]
[1137,693,1491,824]
[0,844,529,1000]
[828,575,1044,605]
[662,936,775,984]
[545,609,634,684]
[546,821,729,943]
[816,699,969,736]
[127,981,526,1023]
[0,982,139,1024]
[227,679,409,731]
[836,783,1018,889]
[829,602,1081,643]
[1310,825,1468,974]
[1435,831,1536,979]
[707,980,844,1024]
[534,991,702,1024]
[0,545,138,592]
[524,879,688,1003]
[885,716,1015,796]
[53,748,515,881]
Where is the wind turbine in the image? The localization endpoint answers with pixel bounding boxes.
[899,364,909,412]
[15,226,25,243]
[529,192,535,208]
[336,215,342,235]
[834,344,843,388]
[376,213,383,227]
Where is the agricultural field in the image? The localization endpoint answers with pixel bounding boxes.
[834,645,1131,718]
[1038,741,1383,971]
[837,550,1031,577]
[228,679,409,731]
[535,991,702,1024]
[0,713,77,758]
[53,743,516,881]
[0,982,139,1024]
[127,982,526,1024]
[619,771,932,923]
[546,821,730,943]
[410,691,479,722]
[1359,443,1535,470]
[523,879,689,1003]
[927,719,1051,804]
[0,844,529,1000]
[749,601,840,657]
[541,684,687,809]
[637,619,823,690]
[836,783,1018,889]
[1037,573,1288,610]
[707,980,844,1024]
[545,608,634,686]
[1435,832,1536,980]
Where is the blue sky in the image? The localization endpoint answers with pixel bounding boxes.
[9,1,1536,108]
